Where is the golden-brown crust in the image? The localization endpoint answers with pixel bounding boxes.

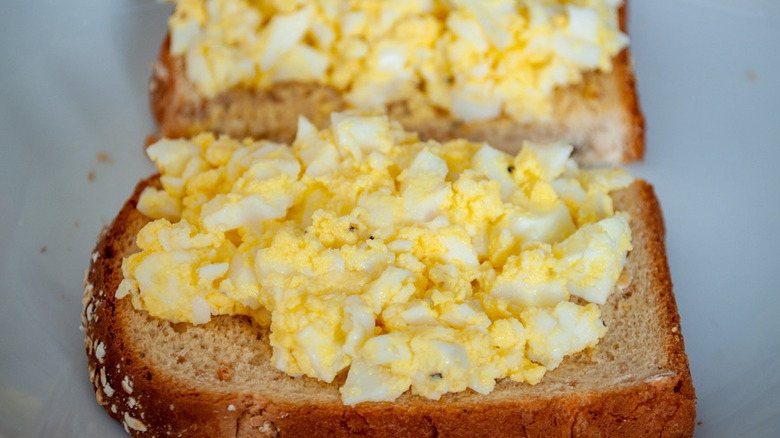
[84,178,694,437]
[149,35,180,137]
[148,2,645,164]
[610,182,696,435]
[615,2,646,162]
[83,177,242,436]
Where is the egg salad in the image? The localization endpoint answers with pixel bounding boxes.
[117,112,633,404]
[167,0,628,122]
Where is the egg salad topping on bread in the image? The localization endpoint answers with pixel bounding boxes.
[118,113,632,404]
[167,0,628,122]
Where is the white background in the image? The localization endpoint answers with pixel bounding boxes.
[1,1,779,436]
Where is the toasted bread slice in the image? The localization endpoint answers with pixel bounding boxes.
[83,177,694,437]
[149,4,644,165]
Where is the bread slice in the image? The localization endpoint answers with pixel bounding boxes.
[149,4,644,165]
[83,176,694,437]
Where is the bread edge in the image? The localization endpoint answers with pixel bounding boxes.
[615,1,645,163]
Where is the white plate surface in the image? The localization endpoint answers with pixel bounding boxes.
[1,1,779,436]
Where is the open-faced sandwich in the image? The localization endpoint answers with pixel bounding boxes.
[83,114,693,437]
[150,0,644,164]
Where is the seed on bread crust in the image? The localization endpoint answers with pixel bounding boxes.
[122,376,134,394]
[124,412,147,432]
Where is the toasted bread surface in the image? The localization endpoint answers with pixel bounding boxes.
[149,5,644,165]
[83,177,694,437]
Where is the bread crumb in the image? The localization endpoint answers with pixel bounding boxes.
[616,270,632,289]
[697,421,703,426]
[97,152,114,164]
[217,364,233,381]
[74,220,80,228]
[88,171,95,182]
[40,246,47,254]
[747,70,757,81]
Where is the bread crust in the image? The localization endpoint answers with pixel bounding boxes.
[83,177,694,437]
[148,3,644,165]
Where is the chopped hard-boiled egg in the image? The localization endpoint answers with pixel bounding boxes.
[166,0,628,122]
[121,112,633,404]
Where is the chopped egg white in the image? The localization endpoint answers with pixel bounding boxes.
[122,113,633,405]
